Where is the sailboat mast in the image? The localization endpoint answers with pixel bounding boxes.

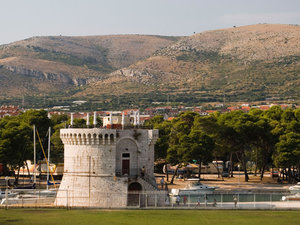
[33,125,36,184]
[47,127,51,189]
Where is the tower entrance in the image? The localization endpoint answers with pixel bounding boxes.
[127,182,142,206]
[116,138,138,177]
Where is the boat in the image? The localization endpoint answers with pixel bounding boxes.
[171,180,216,196]
[0,191,17,200]
[13,183,36,189]
[0,189,57,205]
[282,193,300,201]
[289,182,300,194]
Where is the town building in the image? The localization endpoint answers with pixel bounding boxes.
[0,105,21,118]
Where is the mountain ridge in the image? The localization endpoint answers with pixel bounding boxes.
[0,34,181,98]
[0,24,299,108]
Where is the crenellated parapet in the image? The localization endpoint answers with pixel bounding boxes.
[60,128,116,145]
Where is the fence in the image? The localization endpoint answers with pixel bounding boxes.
[1,189,300,209]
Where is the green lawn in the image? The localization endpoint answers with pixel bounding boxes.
[0,209,299,225]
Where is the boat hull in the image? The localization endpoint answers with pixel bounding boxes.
[289,189,300,194]
[178,188,215,195]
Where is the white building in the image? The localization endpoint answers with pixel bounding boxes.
[55,124,165,207]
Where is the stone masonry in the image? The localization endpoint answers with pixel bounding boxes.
[55,128,160,208]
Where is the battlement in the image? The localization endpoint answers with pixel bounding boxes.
[60,128,116,145]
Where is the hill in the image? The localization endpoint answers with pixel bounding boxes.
[0,24,299,109]
[0,35,180,98]
[78,24,300,107]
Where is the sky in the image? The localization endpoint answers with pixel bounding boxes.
[0,0,299,45]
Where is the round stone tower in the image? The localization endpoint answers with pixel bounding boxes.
[55,128,159,208]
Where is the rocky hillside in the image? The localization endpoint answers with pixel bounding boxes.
[157,24,300,61]
[0,35,180,96]
[0,24,299,108]
[79,24,300,104]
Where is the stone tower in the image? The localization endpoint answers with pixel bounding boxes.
[55,127,160,207]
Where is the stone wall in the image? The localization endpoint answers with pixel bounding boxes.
[56,128,159,208]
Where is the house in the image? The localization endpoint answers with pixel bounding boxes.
[0,105,21,118]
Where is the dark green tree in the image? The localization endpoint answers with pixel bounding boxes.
[183,130,214,180]
[274,132,300,182]
[0,117,32,179]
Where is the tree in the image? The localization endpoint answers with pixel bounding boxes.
[144,116,171,160]
[50,114,68,127]
[20,109,51,137]
[165,112,215,182]
[274,132,300,183]
[166,112,198,183]
[0,110,52,181]
[271,107,300,182]
[72,118,87,128]
[50,123,65,163]
[263,106,283,121]
[183,130,214,180]
[0,117,32,179]
[216,110,263,182]
[250,116,276,180]
[144,115,164,128]
[193,113,230,177]
[153,120,172,160]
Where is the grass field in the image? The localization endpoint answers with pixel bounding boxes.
[0,209,300,225]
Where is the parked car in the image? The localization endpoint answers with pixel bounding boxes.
[222,171,229,177]
[270,170,279,178]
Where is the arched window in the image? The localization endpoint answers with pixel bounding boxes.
[105,134,109,144]
[78,134,82,145]
[87,133,92,144]
[110,134,114,144]
[93,133,97,144]
[99,134,103,144]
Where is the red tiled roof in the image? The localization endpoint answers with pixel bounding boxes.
[206,110,217,113]
[259,105,270,110]
[227,107,240,111]
[241,106,251,112]
[0,105,21,118]
[167,117,176,121]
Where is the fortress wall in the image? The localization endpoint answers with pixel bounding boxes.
[56,128,159,208]
[56,128,128,207]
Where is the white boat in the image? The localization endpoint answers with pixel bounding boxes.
[0,191,17,200]
[289,182,300,194]
[171,181,216,196]
[0,189,57,205]
[0,191,18,205]
[282,193,300,201]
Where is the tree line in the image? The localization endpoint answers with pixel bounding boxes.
[144,106,300,183]
[0,110,68,183]
[0,106,299,184]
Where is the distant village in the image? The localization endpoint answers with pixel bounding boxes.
[1,102,299,123]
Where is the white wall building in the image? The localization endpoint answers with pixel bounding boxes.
[55,126,164,208]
